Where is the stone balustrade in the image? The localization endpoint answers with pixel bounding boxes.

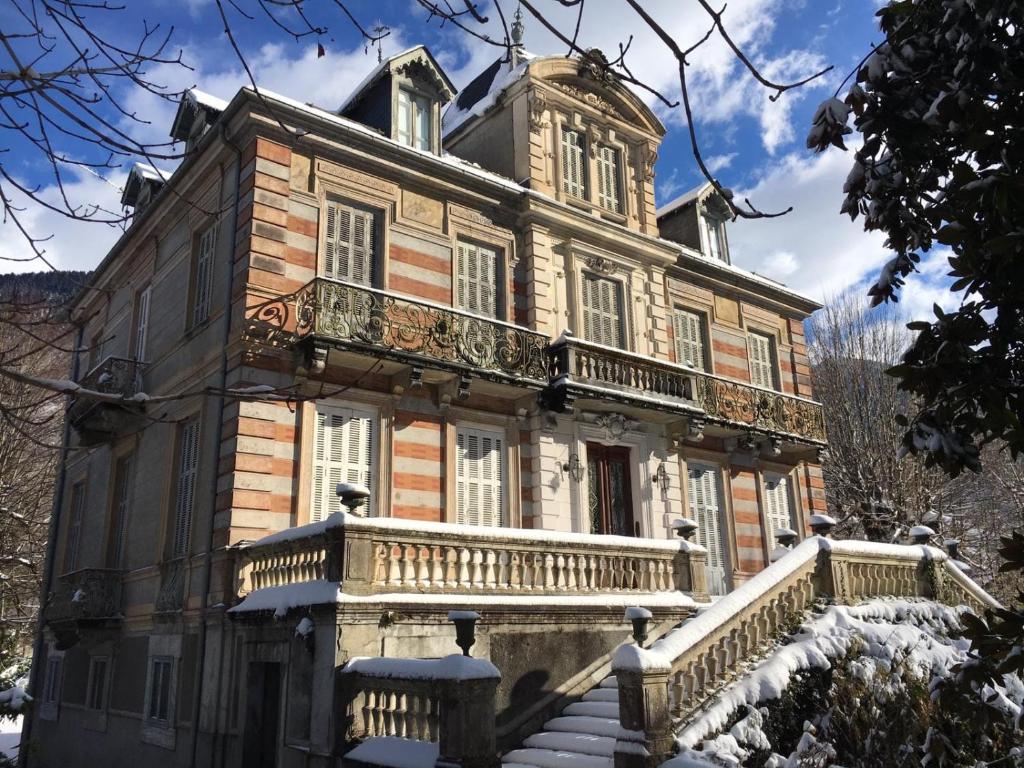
[239,513,708,601]
[611,538,999,768]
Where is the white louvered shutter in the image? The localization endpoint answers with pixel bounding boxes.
[397,89,412,147]
[324,201,376,286]
[135,286,151,361]
[192,226,216,326]
[747,332,775,389]
[456,240,499,318]
[596,145,621,213]
[172,418,200,557]
[673,310,706,370]
[763,473,795,544]
[561,129,586,199]
[311,405,376,522]
[456,427,506,528]
[687,464,727,596]
[581,274,623,348]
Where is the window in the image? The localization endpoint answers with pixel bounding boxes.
[64,482,85,573]
[687,463,728,596]
[311,404,376,522]
[581,273,624,348]
[673,310,707,371]
[323,200,377,286]
[86,657,109,711]
[134,285,151,360]
[146,656,174,725]
[43,656,62,704]
[561,128,586,199]
[171,418,200,558]
[747,332,776,389]
[596,145,622,213]
[397,88,432,151]
[191,225,216,326]
[109,454,132,568]
[705,216,728,263]
[763,472,796,545]
[455,426,506,527]
[456,239,502,319]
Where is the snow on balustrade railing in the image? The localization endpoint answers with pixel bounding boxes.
[240,512,708,600]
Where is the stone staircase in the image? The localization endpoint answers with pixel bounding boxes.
[502,675,621,768]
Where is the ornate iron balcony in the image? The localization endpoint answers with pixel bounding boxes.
[692,372,827,443]
[44,568,124,648]
[295,278,549,383]
[68,356,149,445]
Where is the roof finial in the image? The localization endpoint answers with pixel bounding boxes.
[511,5,525,50]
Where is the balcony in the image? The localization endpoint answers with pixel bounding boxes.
[67,356,148,446]
[43,568,124,649]
[295,278,549,386]
[544,334,826,445]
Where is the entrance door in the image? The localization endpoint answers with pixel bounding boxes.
[587,443,636,536]
[242,661,282,768]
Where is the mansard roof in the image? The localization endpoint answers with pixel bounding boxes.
[339,45,457,115]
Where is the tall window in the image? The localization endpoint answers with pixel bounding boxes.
[455,426,506,527]
[596,145,621,213]
[146,656,174,725]
[64,482,85,573]
[134,285,151,361]
[43,655,62,704]
[763,472,795,544]
[456,239,501,319]
[581,273,624,348]
[171,418,200,558]
[705,216,728,262]
[86,657,109,711]
[747,331,776,389]
[397,88,432,151]
[687,463,728,596]
[561,128,586,199]
[311,404,376,522]
[109,454,133,568]
[673,310,707,370]
[191,225,217,326]
[323,200,377,286]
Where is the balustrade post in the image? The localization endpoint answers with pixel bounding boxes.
[335,524,376,595]
[676,548,708,602]
[435,675,500,768]
[613,666,675,768]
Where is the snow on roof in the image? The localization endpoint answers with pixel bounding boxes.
[442,56,531,137]
[227,579,339,617]
[188,88,229,113]
[655,182,710,219]
[338,45,456,114]
[131,162,171,183]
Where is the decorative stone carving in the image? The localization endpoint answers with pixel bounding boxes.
[449,203,493,227]
[643,149,658,184]
[528,91,547,133]
[578,48,615,84]
[316,160,398,196]
[594,412,632,440]
[554,82,623,119]
[582,254,616,275]
[402,190,444,227]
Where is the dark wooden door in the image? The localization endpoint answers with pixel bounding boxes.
[242,662,281,768]
[587,443,636,536]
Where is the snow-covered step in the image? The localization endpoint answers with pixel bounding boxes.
[501,748,612,768]
[543,716,621,738]
[581,688,618,703]
[562,701,620,719]
[523,732,616,757]
[503,763,538,768]
[597,676,617,689]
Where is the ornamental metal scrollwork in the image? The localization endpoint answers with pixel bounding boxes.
[692,373,826,443]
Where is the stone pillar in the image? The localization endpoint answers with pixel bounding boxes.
[677,548,709,603]
[436,676,501,768]
[614,667,675,768]
[331,523,375,595]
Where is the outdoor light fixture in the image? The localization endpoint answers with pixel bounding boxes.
[448,610,481,656]
[624,606,652,648]
[336,482,371,514]
[652,462,670,492]
[562,453,585,482]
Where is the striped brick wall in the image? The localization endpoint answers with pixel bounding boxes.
[800,463,826,527]
[789,318,813,398]
[519,428,536,526]
[711,327,750,381]
[392,402,444,522]
[388,231,452,304]
[729,468,766,573]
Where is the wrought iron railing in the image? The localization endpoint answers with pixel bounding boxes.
[44,568,124,624]
[295,278,549,382]
[155,557,186,613]
[75,355,147,400]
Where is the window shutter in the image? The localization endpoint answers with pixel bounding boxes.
[192,226,216,326]
[597,146,621,213]
[324,201,376,286]
[581,273,623,348]
[65,483,85,572]
[561,129,585,199]
[687,464,727,595]
[456,427,505,527]
[111,455,132,568]
[172,418,200,558]
[763,473,795,544]
[312,405,377,522]
[456,240,499,318]
[397,90,412,146]
[135,286,151,361]
[415,93,432,151]
[673,310,706,370]
[748,332,775,389]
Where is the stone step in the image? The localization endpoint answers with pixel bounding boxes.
[502,748,613,768]
[562,701,620,719]
[543,716,621,739]
[523,732,616,757]
[581,688,618,703]
[597,676,617,689]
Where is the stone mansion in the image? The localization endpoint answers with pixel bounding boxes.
[26,40,830,768]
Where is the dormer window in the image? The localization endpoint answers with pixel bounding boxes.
[397,88,432,151]
[705,215,728,262]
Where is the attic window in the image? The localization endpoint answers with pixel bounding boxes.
[397,88,432,151]
[704,214,728,263]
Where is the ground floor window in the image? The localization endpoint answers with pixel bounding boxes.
[763,472,796,545]
[43,655,62,704]
[687,462,729,596]
[455,426,506,527]
[146,656,174,725]
[86,656,110,711]
[311,403,377,521]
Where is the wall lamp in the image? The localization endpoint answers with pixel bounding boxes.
[652,461,670,492]
[561,453,585,482]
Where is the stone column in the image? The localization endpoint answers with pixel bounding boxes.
[676,548,709,603]
[614,667,675,768]
[436,676,501,768]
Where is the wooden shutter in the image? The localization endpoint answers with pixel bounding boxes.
[706,217,727,262]
[673,310,706,370]
[135,286,151,361]
[311,404,377,522]
[456,427,506,527]
[414,92,432,151]
[192,226,216,326]
[561,128,586,199]
[687,463,727,595]
[581,273,623,348]
[64,483,85,572]
[596,145,621,213]
[110,455,132,567]
[763,473,794,543]
[747,332,776,389]
[324,201,376,286]
[172,418,200,558]
[397,89,412,146]
[456,240,499,318]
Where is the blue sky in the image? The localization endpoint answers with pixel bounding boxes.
[0,0,958,321]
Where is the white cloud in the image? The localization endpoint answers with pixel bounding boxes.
[705,153,738,173]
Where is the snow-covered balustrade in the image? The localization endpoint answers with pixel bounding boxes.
[339,655,501,768]
[239,512,708,600]
[609,537,999,768]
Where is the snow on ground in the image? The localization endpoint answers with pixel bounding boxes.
[0,716,22,762]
